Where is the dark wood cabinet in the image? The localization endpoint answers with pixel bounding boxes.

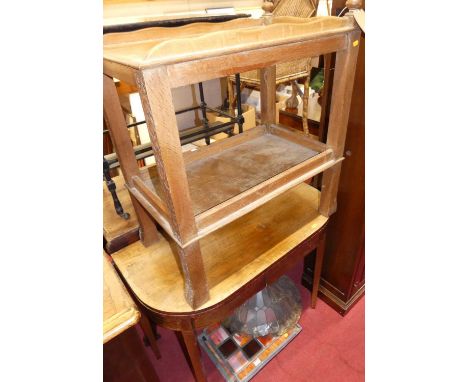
[302,6,365,315]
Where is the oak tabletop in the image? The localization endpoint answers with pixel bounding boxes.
[103,16,354,69]
[112,183,327,314]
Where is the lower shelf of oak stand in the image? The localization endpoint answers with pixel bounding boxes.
[134,123,336,242]
[112,182,327,314]
[103,176,140,254]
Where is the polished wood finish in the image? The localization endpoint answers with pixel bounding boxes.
[112,184,327,318]
[112,183,328,381]
[104,6,362,379]
[103,252,140,344]
[181,330,207,382]
[103,176,139,254]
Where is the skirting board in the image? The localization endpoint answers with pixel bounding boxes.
[318,283,365,316]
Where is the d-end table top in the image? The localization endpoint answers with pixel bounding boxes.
[111,183,327,315]
[103,16,355,69]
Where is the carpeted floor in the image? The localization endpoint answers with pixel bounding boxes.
[140,261,365,382]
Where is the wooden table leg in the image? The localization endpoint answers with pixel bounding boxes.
[311,232,326,308]
[139,312,161,359]
[181,329,207,382]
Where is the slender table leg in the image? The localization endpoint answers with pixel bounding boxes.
[181,329,207,382]
[139,312,161,359]
[311,232,326,309]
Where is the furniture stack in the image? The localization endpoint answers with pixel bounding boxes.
[103,2,361,379]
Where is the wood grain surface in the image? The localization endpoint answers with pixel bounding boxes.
[103,14,361,311]
[103,16,354,68]
[111,183,327,314]
[103,252,140,344]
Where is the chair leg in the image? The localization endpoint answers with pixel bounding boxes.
[311,232,326,308]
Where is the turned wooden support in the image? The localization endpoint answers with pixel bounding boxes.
[346,0,365,32]
[285,81,300,115]
[345,0,363,12]
[261,0,275,25]
[261,1,275,16]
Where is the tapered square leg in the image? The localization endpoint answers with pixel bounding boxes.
[311,232,326,309]
[181,329,207,382]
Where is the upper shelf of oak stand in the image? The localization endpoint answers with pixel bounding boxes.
[103,16,355,68]
[111,183,327,314]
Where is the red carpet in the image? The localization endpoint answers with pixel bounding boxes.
[140,262,364,381]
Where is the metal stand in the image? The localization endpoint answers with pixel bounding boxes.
[235,73,245,133]
[103,157,130,220]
